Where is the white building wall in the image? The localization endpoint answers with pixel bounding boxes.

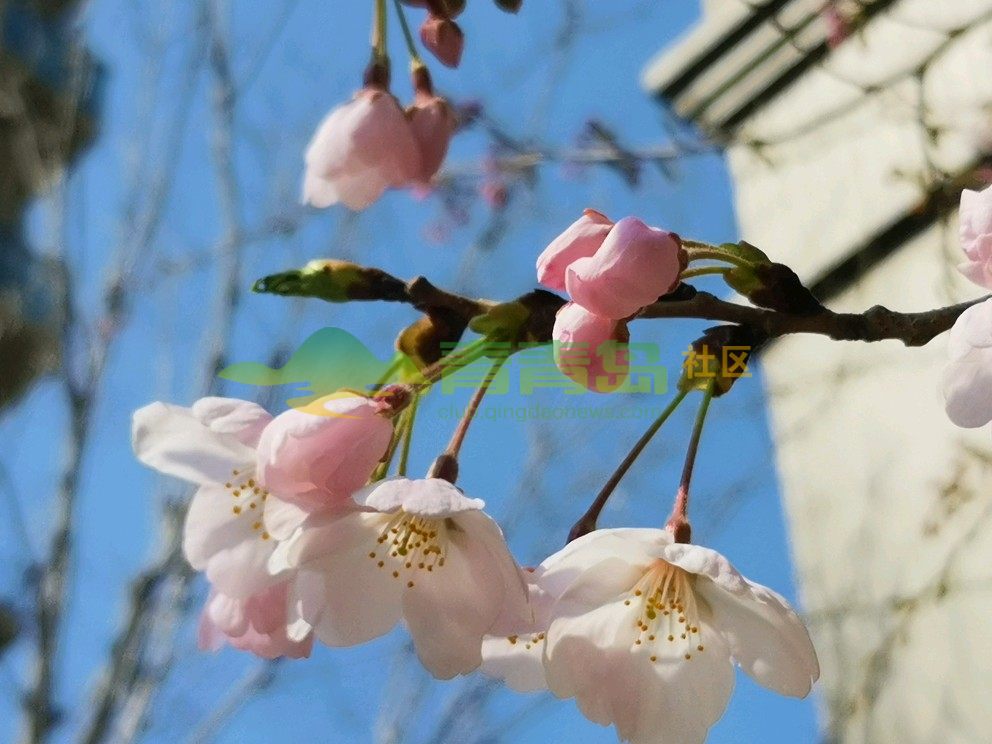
[724,3,992,741]
[647,1,992,741]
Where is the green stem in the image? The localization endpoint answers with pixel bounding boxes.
[567,389,690,543]
[372,0,388,62]
[683,245,751,269]
[373,354,404,391]
[398,394,419,476]
[392,0,424,66]
[668,380,717,542]
[680,265,733,281]
[444,356,505,458]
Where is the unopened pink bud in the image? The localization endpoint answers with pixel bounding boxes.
[552,303,629,393]
[255,394,394,512]
[420,15,464,69]
[408,90,457,184]
[536,209,613,292]
[565,216,684,320]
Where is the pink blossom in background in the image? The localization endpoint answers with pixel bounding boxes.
[408,90,458,185]
[420,15,464,68]
[302,87,422,210]
[552,302,630,393]
[565,216,684,320]
[957,184,992,289]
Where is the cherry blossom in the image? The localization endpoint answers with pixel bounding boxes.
[510,528,819,744]
[270,477,529,679]
[198,582,314,660]
[303,87,422,210]
[957,184,992,289]
[132,397,279,598]
[943,297,992,428]
[565,216,684,320]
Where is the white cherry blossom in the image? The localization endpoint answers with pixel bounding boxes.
[270,477,530,679]
[132,397,282,598]
[484,528,818,744]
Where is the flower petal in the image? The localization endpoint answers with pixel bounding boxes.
[191,397,272,447]
[184,483,277,599]
[133,402,256,486]
[285,511,404,646]
[401,511,518,678]
[663,542,819,698]
[357,477,485,516]
[545,563,734,744]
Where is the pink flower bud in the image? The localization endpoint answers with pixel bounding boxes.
[420,15,464,69]
[552,302,629,393]
[565,216,684,320]
[303,87,422,210]
[408,90,457,184]
[536,209,613,291]
[255,394,394,512]
[958,184,992,289]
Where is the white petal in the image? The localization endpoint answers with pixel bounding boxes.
[133,401,254,485]
[663,542,819,698]
[612,621,734,744]
[480,634,547,693]
[191,397,272,446]
[292,512,404,646]
[401,512,514,679]
[545,561,734,744]
[538,528,667,599]
[481,567,553,692]
[262,494,313,541]
[357,477,485,516]
[184,483,277,599]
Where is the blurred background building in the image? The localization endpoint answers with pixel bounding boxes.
[644,1,992,741]
[0,0,101,411]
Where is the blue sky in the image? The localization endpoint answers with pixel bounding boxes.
[0,1,819,742]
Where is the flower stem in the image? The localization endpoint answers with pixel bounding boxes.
[398,394,419,476]
[372,0,388,62]
[680,265,732,281]
[567,389,689,543]
[445,356,505,458]
[428,355,506,482]
[667,380,716,543]
[392,0,425,66]
[410,336,492,392]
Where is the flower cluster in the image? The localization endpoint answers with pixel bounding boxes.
[944,184,992,429]
[133,389,818,743]
[536,210,686,392]
[303,68,456,211]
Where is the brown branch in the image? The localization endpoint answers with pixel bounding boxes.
[306,259,983,349]
[639,291,987,347]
